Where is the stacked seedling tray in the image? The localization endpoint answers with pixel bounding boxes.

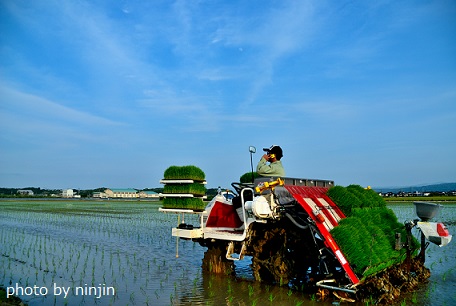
[160,165,207,211]
[327,185,420,278]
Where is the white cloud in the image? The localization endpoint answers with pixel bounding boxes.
[0,85,122,127]
[0,85,127,150]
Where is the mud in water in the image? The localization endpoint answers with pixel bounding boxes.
[355,258,431,305]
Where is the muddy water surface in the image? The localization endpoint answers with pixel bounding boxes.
[0,200,454,305]
[389,203,456,306]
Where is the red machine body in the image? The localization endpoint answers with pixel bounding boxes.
[284,185,359,284]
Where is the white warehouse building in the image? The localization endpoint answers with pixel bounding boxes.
[62,189,74,198]
[104,188,138,198]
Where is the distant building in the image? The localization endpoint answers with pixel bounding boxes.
[93,192,108,199]
[62,189,74,198]
[17,189,34,196]
[138,190,159,200]
[104,188,138,198]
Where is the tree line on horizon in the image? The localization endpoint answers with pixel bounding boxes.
[1,182,455,199]
[0,187,225,199]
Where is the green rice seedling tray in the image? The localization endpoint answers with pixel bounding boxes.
[162,197,206,211]
[163,183,206,196]
[163,165,205,181]
[161,165,207,210]
[327,185,419,278]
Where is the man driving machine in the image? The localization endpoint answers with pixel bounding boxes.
[256,145,285,177]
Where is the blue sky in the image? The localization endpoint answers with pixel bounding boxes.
[1,0,455,190]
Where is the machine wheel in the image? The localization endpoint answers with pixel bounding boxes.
[201,240,235,276]
[247,219,330,289]
[248,221,296,285]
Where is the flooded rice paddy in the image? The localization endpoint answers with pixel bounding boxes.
[0,200,455,306]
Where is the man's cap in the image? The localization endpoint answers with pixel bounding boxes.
[263,145,283,159]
